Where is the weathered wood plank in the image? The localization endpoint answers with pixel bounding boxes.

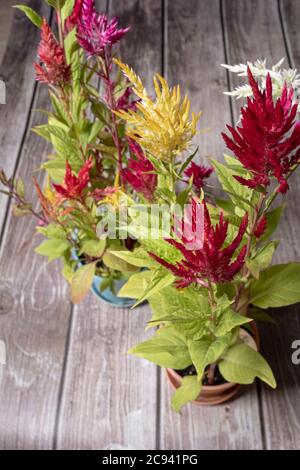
[260,0,300,450]
[0,83,72,449]
[159,0,263,450]
[224,0,300,450]
[0,1,16,65]
[55,0,161,450]
[0,0,50,230]
[0,4,74,449]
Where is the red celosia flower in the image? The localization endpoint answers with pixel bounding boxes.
[184,162,213,190]
[65,0,84,32]
[76,0,130,57]
[150,199,248,288]
[53,157,93,200]
[222,67,300,193]
[34,19,71,86]
[254,215,267,239]
[123,139,157,201]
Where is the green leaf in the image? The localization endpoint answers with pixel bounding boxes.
[219,343,276,388]
[211,159,258,212]
[109,247,157,269]
[171,376,202,412]
[62,261,75,282]
[61,0,75,24]
[246,241,278,279]
[118,271,152,299]
[148,285,211,340]
[88,120,103,143]
[15,177,25,198]
[178,146,199,176]
[129,327,191,370]
[71,262,96,303]
[64,28,78,65]
[250,263,300,308]
[45,0,62,8]
[215,309,251,337]
[35,238,70,262]
[215,197,236,214]
[37,223,66,239]
[188,335,231,378]
[12,204,32,217]
[248,307,276,324]
[103,245,139,273]
[79,239,106,258]
[13,5,42,28]
[260,205,285,242]
[133,270,175,307]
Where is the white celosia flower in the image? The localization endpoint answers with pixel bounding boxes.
[222,58,300,112]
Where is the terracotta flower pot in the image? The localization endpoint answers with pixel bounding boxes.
[166,322,259,406]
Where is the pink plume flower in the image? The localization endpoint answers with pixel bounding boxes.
[34,19,71,86]
[222,67,300,194]
[76,0,130,57]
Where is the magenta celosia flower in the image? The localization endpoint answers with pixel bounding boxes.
[184,162,213,190]
[222,67,300,193]
[34,19,71,86]
[76,0,129,57]
[122,139,157,201]
[150,199,248,288]
[115,86,137,112]
[254,215,267,239]
[53,157,93,200]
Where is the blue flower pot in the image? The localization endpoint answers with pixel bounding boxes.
[91,274,136,308]
[71,248,136,308]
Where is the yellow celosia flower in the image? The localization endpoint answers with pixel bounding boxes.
[114,59,201,163]
[44,177,59,205]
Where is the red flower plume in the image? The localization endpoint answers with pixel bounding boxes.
[34,19,71,86]
[184,162,213,190]
[53,157,93,200]
[123,140,157,201]
[222,67,300,193]
[150,199,248,288]
[65,0,84,32]
[254,215,267,239]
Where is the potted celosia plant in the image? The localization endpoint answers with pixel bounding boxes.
[111,65,300,410]
[0,0,199,306]
[0,0,140,306]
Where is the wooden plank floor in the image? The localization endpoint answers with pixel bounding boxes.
[0,0,300,450]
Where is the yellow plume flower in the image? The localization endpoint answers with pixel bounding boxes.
[114,59,201,163]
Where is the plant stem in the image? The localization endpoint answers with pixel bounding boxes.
[101,52,124,185]
[56,9,64,49]
[207,363,216,385]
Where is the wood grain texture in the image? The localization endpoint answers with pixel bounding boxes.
[159,0,263,450]
[0,1,16,65]
[0,4,73,449]
[224,0,300,450]
[0,0,50,230]
[280,0,300,68]
[0,80,72,449]
[55,0,161,450]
